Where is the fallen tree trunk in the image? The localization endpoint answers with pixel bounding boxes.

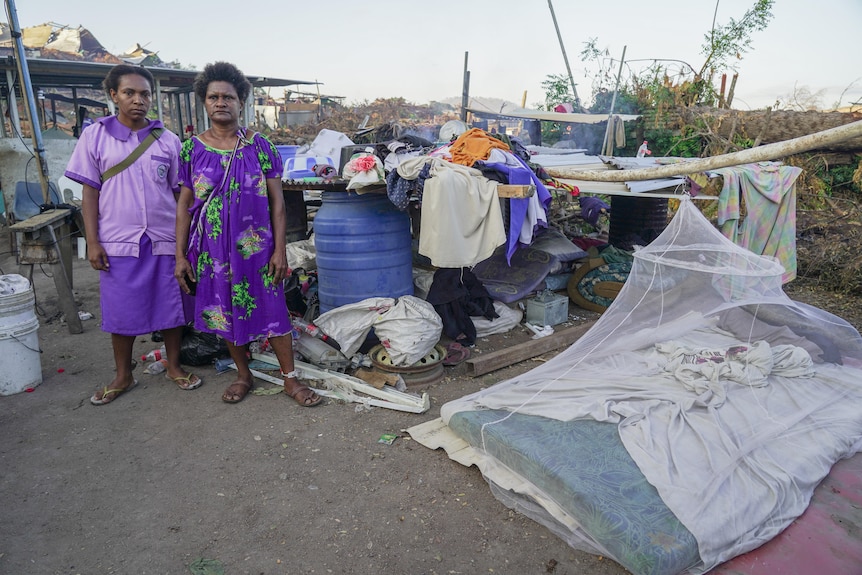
[683,107,862,152]
[547,120,862,182]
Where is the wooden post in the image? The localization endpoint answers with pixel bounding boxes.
[601,46,627,156]
[726,73,739,108]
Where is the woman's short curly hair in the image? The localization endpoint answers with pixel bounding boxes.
[193,62,252,102]
[103,64,154,94]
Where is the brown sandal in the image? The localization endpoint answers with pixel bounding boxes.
[222,380,252,403]
[282,370,323,407]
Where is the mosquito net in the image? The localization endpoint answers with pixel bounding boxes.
[435,197,862,574]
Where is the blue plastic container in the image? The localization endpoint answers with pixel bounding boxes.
[275,145,299,166]
[314,192,414,313]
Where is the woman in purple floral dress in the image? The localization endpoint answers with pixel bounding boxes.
[175,61,321,406]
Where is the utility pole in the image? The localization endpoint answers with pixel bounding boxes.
[4,0,51,204]
[547,0,581,111]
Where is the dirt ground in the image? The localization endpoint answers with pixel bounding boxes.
[0,211,860,575]
[0,229,621,575]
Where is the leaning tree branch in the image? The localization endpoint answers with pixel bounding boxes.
[547,120,862,182]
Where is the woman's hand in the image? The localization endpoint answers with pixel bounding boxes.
[267,249,289,287]
[175,256,196,294]
[88,241,109,271]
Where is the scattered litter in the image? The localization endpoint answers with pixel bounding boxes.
[189,557,224,575]
[246,353,430,413]
[250,386,283,396]
[248,359,278,371]
[77,311,93,320]
[378,433,398,445]
[213,358,235,374]
[525,322,555,339]
[143,359,168,375]
[293,332,350,371]
[354,367,399,389]
[349,353,373,370]
[142,345,166,362]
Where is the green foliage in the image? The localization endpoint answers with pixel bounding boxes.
[699,0,774,78]
[537,1,777,155]
[551,1,775,113]
[535,74,579,145]
[693,0,774,106]
[537,74,578,112]
[540,121,564,146]
[643,127,702,158]
[589,89,640,115]
[814,162,862,196]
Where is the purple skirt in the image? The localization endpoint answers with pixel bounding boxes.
[100,234,191,335]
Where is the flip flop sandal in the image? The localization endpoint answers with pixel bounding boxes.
[165,372,203,390]
[222,381,252,404]
[90,379,139,406]
[443,342,471,366]
[282,370,323,407]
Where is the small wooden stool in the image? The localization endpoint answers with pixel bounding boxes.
[9,208,83,334]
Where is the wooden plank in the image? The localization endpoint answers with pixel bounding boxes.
[9,208,72,232]
[497,184,535,198]
[466,321,595,377]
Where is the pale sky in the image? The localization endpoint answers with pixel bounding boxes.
[14,0,862,111]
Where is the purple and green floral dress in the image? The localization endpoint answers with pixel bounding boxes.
[179,129,291,345]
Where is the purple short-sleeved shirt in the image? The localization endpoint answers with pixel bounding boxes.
[64,116,182,257]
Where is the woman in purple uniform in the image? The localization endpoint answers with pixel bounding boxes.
[174,61,321,407]
[65,64,202,405]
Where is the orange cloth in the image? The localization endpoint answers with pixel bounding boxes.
[448,128,510,166]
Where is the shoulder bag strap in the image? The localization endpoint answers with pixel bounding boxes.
[100,128,164,183]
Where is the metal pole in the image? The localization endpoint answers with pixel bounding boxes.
[5,0,51,204]
[601,45,627,156]
[547,0,580,111]
[460,52,470,122]
[5,69,20,132]
[154,78,164,122]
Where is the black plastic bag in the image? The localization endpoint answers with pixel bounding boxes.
[284,268,308,316]
[180,328,230,366]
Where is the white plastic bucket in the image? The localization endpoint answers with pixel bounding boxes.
[0,274,42,396]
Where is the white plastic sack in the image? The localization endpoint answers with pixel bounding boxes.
[314,296,443,366]
[473,301,523,337]
[374,296,443,366]
[285,238,316,271]
[0,274,31,295]
[412,268,435,300]
[342,152,385,191]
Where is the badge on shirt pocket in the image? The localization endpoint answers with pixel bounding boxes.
[151,155,170,182]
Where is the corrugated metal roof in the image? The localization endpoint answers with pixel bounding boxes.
[470,107,640,124]
[533,154,697,198]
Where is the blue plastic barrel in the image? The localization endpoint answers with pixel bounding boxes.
[314,192,414,313]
